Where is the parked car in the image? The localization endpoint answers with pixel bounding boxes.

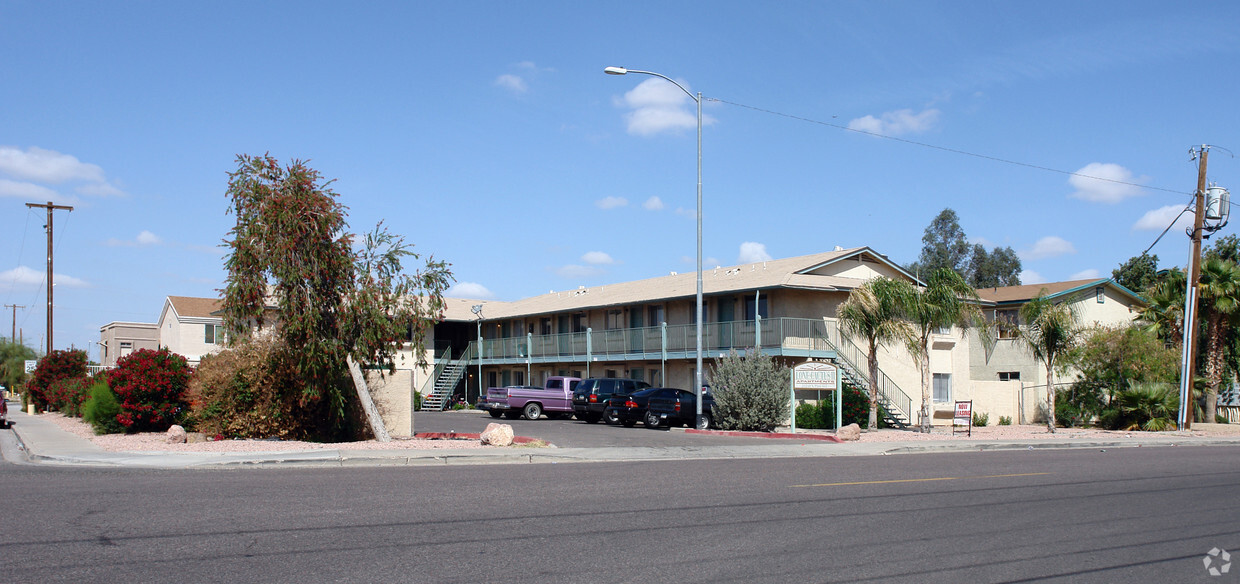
[572,378,651,423]
[480,376,582,420]
[0,390,8,429]
[646,387,716,429]
[603,387,683,427]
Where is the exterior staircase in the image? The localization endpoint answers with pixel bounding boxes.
[816,326,913,429]
[419,347,469,412]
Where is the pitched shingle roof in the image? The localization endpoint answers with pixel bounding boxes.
[166,296,223,319]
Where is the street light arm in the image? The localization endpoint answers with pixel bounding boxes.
[603,66,698,103]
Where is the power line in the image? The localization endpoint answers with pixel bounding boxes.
[1141,196,1196,256]
[709,97,1193,196]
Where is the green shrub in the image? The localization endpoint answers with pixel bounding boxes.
[413,391,423,411]
[792,383,882,429]
[1099,382,1178,431]
[106,348,192,432]
[26,349,88,410]
[82,381,125,435]
[710,351,790,432]
[1055,399,1086,428]
[998,415,1012,426]
[972,411,989,427]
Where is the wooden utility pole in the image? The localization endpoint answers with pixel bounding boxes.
[1179,147,1209,430]
[4,304,24,342]
[25,201,74,356]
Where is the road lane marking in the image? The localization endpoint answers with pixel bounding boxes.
[791,472,1051,488]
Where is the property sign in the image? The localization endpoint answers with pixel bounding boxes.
[793,362,838,390]
[953,400,972,423]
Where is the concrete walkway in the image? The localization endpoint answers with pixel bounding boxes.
[5,400,1240,469]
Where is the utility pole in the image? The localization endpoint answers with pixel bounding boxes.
[4,304,24,342]
[1178,147,1210,431]
[25,201,74,356]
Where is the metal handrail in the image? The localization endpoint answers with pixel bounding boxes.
[819,320,914,422]
[417,345,453,399]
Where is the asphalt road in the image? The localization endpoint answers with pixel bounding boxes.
[2,442,1238,583]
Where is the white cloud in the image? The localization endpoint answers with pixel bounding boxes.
[738,242,773,263]
[0,178,59,199]
[1133,204,1194,231]
[1020,270,1045,284]
[971,236,994,248]
[1021,236,1076,260]
[1070,269,1100,280]
[581,251,615,265]
[615,78,716,136]
[137,230,162,245]
[556,264,604,278]
[0,146,104,183]
[847,108,941,136]
[494,74,527,93]
[75,182,124,197]
[0,265,87,289]
[1069,162,1146,203]
[446,282,495,299]
[596,196,628,209]
[643,196,664,210]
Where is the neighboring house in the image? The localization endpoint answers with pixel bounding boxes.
[98,321,159,367]
[156,296,225,366]
[964,278,1147,422]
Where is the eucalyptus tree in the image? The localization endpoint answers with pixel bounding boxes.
[1018,292,1082,432]
[837,277,917,431]
[903,268,989,433]
[1197,258,1240,423]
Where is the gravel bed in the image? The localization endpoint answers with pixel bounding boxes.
[796,422,1240,442]
[37,413,490,453]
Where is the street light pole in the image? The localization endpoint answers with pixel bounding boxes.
[605,66,705,429]
[472,304,484,405]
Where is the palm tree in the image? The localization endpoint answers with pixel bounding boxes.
[1017,291,1081,432]
[837,277,917,431]
[903,268,988,433]
[1137,268,1185,347]
[1196,258,1240,424]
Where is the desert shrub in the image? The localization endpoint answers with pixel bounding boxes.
[49,376,93,417]
[106,348,192,432]
[998,415,1012,426]
[710,351,790,432]
[794,403,825,429]
[82,381,125,435]
[26,349,88,410]
[973,411,990,427]
[1055,398,1086,428]
[188,338,363,440]
[1098,382,1178,431]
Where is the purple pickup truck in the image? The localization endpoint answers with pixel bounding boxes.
[482,376,582,421]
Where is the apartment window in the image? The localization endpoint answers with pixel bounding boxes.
[933,325,951,335]
[605,309,624,330]
[995,310,1020,339]
[932,373,951,403]
[514,371,525,386]
[648,305,665,326]
[998,371,1021,382]
[539,318,552,335]
[572,313,587,333]
[1096,287,1105,304]
[204,324,224,344]
[744,297,769,320]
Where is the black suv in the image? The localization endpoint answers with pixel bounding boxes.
[572,378,651,423]
[646,387,716,429]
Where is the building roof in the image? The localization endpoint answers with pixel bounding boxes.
[165,296,223,319]
[975,278,1146,307]
[442,247,915,321]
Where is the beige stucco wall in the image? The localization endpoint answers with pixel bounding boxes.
[366,369,414,437]
[98,322,159,366]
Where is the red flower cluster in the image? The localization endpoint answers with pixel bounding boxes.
[106,348,192,432]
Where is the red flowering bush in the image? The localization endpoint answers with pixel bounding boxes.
[106,348,192,432]
[26,349,88,410]
[47,376,94,417]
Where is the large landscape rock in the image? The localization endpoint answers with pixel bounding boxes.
[166,425,187,444]
[480,423,514,446]
[836,423,861,441]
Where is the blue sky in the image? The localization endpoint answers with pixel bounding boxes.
[2,1,1238,357]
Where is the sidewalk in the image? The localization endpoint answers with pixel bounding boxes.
[6,401,1240,469]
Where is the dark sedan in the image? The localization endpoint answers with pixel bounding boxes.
[646,388,716,429]
[603,387,682,427]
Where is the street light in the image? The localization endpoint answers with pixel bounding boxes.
[605,65,705,429]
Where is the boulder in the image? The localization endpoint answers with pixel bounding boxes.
[166,425,187,444]
[186,432,208,444]
[480,422,514,447]
[836,423,861,441]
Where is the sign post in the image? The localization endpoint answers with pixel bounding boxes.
[793,362,842,433]
[953,400,973,437]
